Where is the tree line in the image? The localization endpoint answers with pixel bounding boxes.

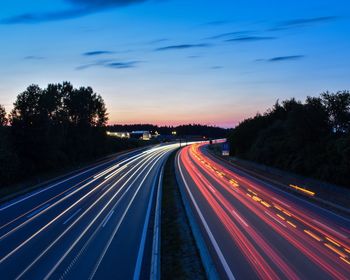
[228,91,350,188]
[0,82,138,187]
[108,124,229,138]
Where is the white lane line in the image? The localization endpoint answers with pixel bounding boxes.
[0,148,147,212]
[56,153,167,280]
[0,150,150,242]
[0,152,150,267]
[104,164,128,179]
[93,164,119,179]
[231,210,249,228]
[102,210,114,228]
[150,165,164,280]
[0,172,107,242]
[133,163,164,280]
[177,154,236,280]
[88,151,170,280]
[14,149,163,280]
[64,188,77,197]
[102,183,112,192]
[272,198,290,209]
[59,155,167,280]
[265,211,286,228]
[0,162,116,212]
[44,149,170,280]
[192,165,247,229]
[26,204,50,219]
[63,209,82,225]
[312,219,348,239]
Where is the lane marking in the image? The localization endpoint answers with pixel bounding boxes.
[133,164,164,280]
[0,147,151,213]
[324,243,347,258]
[0,160,120,212]
[286,221,297,228]
[93,164,119,179]
[15,148,168,279]
[265,211,286,228]
[177,154,236,280]
[89,152,169,280]
[104,164,128,179]
[102,183,112,191]
[2,150,160,268]
[102,210,114,228]
[312,219,348,240]
[340,257,350,265]
[26,204,50,218]
[0,149,152,242]
[276,214,286,221]
[57,152,169,280]
[304,230,322,242]
[63,209,82,225]
[150,165,164,280]
[325,237,341,247]
[231,210,249,228]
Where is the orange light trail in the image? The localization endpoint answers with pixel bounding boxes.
[178,143,350,279]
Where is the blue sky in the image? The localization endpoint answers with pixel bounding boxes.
[0,0,349,127]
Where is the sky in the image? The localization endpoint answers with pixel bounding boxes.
[0,0,349,128]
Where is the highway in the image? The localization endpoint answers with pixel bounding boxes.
[0,143,178,280]
[176,143,350,280]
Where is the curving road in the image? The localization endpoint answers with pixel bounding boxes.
[0,143,178,280]
[176,143,350,280]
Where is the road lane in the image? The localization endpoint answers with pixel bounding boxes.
[0,143,178,279]
[176,143,350,280]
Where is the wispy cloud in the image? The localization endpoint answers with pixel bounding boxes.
[226,36,276,42]
[83,50,114,56]
[205,31,251,40]
[1,0,149,24]
[147,38,169,45]
[76,59,140,70]
[211,66,223,70]
[188,55,201,59]
[256,55,305,62]
[105,61,139,69]
[24,56,45,60]
[155,44,210,51]
[271,16,339,31]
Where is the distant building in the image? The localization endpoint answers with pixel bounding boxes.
[131,131,152,140]
[106,131,130,138]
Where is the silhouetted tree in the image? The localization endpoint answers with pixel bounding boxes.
[321,91,350,134]
[229,91,350,187]
[0,82,113,187]
[0,104,19,183]
[0,104,7,126]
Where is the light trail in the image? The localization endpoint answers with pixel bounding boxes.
[177,143,350,279]
[14,146,173,279]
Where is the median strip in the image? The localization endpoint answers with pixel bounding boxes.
[161,151,206,280]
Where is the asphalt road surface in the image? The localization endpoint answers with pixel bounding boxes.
[0,143,178,280]
[176,143,350,280]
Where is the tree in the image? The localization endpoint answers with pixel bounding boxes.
[321,91,350,134]
[5,82,109,181]
[11,84,43,126]
[0,104,7,126]
[64,86,108,127]
[228,91,350,188]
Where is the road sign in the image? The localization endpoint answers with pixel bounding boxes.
[222,142,230,156]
